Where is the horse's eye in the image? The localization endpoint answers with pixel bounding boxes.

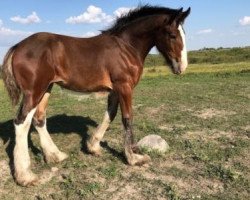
[169,34,176,39]
[166,31,176,39]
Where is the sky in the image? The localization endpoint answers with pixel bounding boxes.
[0,0,250,62]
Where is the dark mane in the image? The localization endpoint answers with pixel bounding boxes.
[103,5,181,34]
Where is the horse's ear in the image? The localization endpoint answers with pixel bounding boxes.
[167,8,183,25]
[177,7,191,25]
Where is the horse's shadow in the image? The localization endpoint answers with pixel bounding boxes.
[0,114,124,176]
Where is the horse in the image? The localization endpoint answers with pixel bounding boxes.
[1,5,190,186]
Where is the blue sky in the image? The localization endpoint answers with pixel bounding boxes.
[1,0,250,62]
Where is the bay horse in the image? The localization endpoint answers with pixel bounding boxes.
[1,5,190,186]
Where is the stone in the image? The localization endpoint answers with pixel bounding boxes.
[137,134,169,153]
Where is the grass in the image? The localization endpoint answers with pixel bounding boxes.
[143,61,250,77]
[0,61,249,199]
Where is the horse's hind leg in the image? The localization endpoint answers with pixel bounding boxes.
[33,86,68,163]
[87,92,119,155]
[14,94,38,186]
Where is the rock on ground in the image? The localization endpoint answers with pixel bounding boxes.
[137,134,169,153]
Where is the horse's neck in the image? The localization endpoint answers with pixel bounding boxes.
[119,16,163,61]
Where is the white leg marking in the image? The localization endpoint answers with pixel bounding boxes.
[87,111,110,154]
[35,121,68,163]
[14,108,38,186]
[125,147,151,166]
[178,25,188,72]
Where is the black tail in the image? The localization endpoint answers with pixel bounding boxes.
[1,45,21,106]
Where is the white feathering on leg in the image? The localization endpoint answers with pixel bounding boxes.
[14,108,37,186]
[87,111,111,154]
[35,120,68,163]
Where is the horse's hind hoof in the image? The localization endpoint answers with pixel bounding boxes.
[86,140,102,156]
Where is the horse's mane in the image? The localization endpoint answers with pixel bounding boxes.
[102,5,180,34]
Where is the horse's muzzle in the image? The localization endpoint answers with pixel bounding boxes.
[171,59,184,74]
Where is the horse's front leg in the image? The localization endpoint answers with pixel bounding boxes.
[118,83,151,166]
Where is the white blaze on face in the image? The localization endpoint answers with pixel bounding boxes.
[178,25,188,72]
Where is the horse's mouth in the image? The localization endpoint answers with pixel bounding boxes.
[171,59,182,75]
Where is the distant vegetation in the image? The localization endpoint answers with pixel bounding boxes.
[188,46,250,64]
[144,46,250,67]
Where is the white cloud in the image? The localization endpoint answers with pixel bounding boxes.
[82,31,99,38]
[239,16,250,26]
[0,19,32,36]
[113,7,133,17]
[10,11,41,24]
[0,19,32,52]
[196,29,213,35]
[0,26,31,36]
[66,5,113,24]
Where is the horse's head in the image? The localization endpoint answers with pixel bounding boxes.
[155,8,191,74]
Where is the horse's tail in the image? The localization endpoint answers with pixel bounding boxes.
[1,45,21,106]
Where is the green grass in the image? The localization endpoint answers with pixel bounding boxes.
[0,62,249,199]
[143,61,250,77]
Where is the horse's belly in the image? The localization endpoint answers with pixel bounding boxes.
[56,78,113,93]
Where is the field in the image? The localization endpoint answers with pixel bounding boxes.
[0,59,250,199]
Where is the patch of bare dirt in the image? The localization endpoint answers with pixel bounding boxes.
[146,168,224,197]
[159,124,187,132]
[194,108,236,119]
[140,169,224,197]
[145,104,166,116]
[39,167,60,185]
[242,125,250,131]
[133,104,144,109]
[182,130,244,141]
[94,92,109,99]
[110,183,143,200]
[159,158,196,173]
[0,160,11,196]
[0,160,11,182]
[118,158,224,197]
[61,89,109,102]
[158,124,173,131]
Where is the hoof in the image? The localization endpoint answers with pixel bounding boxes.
[15,171,39,187]
[127,154,151,166]
[45,151,68,163]
[87,140,102,156]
